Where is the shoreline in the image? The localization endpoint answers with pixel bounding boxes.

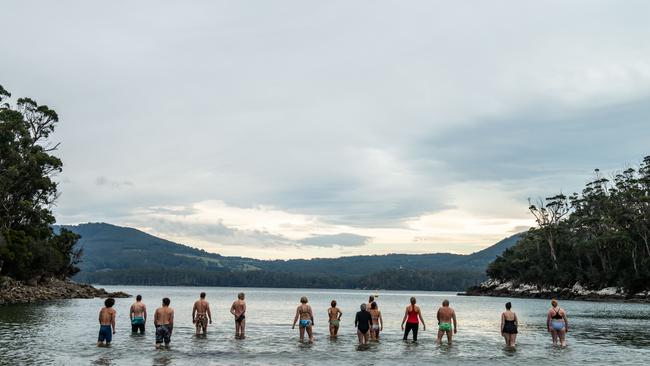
[460,279,650,304]
[0,276,130,305]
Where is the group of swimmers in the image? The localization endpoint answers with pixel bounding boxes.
[97,293,570,349]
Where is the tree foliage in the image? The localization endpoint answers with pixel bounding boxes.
[488,157,650,292]
[0,84,81,280]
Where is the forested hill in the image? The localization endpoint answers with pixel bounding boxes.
[60,223,521,290]
[487,155,650,293]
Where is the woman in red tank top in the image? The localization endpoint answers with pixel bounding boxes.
[401,297,426,341]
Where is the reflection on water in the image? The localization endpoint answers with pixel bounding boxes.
[1,286,650,365]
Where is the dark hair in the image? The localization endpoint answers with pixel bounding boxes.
[200,292,206,299]
[410,296,416,305]
[442,299,449,306]
[331,300,337,307]
[369,295,375,302]
[162,297,171,306]
[105,298,115,307]
[371,301,377,309]
[505,302,512,310]
[136,295,142,301]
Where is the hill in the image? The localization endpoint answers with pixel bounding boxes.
[59,223,521,290]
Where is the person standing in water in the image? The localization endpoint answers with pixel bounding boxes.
[436,299,457,345]
[192,292,212,335]
[97,298,116,347]
[230,292,247,339]
[328,300,342,338]
[547,299,569,347]
[292,296,315,343]
[154,297,174,349]
[369,301,383,340]
[129,295,147,334]
[501,302,518,348]
[367,295,377,311]
[401,297,426,342]
[355,303,373,345]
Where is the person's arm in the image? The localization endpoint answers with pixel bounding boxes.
[243,302,247,316]
[154,309,159,327]
[169,310,174,333]
[207,303,212,324]
[418,307,426,331]
[436,308,441,324]
[337,308,342,320]
[401,308,408,330]
[143,305,147,324]
[452,310,457,334]
[292,307,299,329]
[230,302,237,316]
[500,313,504,333]
[562,310,568,332]
[379,312,383,331]
[192,302,197,323]
[130,305,134,321]
[546,311,552,332]
[514,313,518,328]
[355,312,359,328]
[309,306,315,326]
[111,310,116,334]
[98,309,102,325]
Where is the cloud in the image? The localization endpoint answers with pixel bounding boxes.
[2,1,649,258]
[95,176,134,189]
[299,233,371,247]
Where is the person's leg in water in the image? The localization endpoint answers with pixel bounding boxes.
[411,323,419,342]
[403,324,411,340]
[299,325,305,342]
[239,318,246,339]
[306,325,314,343]
[510,333,517,348]
[363,330,370,344]
[551,328,558,346]
[436,329,444,344]
[446,329,453,345]
[558,328,567,347]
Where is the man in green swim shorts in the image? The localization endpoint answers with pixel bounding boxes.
[436,299,457,345]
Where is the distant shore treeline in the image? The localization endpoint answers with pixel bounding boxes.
[76,267,486,291]
[487,155,650,293]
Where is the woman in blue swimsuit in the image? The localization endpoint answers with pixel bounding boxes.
[547,299,569,347]
[292,296,315,343]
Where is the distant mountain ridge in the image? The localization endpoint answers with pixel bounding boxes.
[58,223,522,290]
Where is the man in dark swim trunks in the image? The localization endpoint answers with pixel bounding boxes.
[155,297,174,349]
[129,295,147,334]
[355,303,373,345]
[97,298,116,347]
[230,292,247,339]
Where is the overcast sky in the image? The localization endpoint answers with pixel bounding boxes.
[2,1,649,259]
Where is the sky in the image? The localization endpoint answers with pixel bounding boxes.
[2,0,650,259]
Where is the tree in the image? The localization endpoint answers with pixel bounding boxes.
[0,84,80,280]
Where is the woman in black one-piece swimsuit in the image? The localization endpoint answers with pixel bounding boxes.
[501,302,518,348]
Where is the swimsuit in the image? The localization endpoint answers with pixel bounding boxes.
[329,319,340,327]
[98,325,112,343]
[439,322,452,332]
[155,324,172,345]
[355,310,372,334]
[502,319,518,334]
[195,313,208,328]
[372,324,380,331]
[551,308,565,331]
[131,316,145,334]
[299,319,312,328]
[236,313,245,323]
[403,306,420,341]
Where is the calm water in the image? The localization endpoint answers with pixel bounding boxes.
[1,286,650,365]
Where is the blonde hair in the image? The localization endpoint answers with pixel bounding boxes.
[300,296,308,304]
[551,299,558,307]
